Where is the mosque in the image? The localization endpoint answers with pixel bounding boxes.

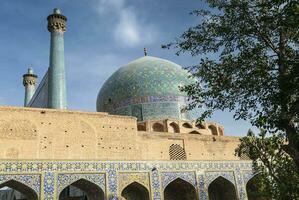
[0,9,259,200]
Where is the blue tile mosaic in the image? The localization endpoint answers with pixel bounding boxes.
[0,161,254,200]
[44,172,55,200]
[161,171,196,189]
[57,173,105,198]
[96,56,198,121]
[205,171,236,187]
[0,174,40,195]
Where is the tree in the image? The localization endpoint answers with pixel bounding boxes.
[163,0,299,198]
[236,129,299,199]
[164,0,299,167]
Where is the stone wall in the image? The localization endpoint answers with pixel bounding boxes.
[0,106,242,161]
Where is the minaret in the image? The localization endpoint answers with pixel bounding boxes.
[47,8,67,109]
[23,67,37,106]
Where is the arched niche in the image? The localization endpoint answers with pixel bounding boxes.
[121,182,150,200]
[152,123,164,132]
[218,127,224,136]
[59,179,105,200]
[164,178,197,200]
[189,131,200,135]
[195,123,205,129]
[208,125,218,135]
[169,122,180,133]
[137,124,146,131]
[246,174,269,200]
[0,180,38,200]
[208,176,237,200]
[182,123,192,128]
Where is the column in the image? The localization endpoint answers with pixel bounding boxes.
[47,8,67,109]
[23,67,37,106]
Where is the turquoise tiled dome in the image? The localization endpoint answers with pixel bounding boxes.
[96,56,197,121]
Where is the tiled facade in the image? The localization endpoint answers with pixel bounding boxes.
[0,160,254,200]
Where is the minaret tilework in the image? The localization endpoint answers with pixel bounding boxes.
[23,67,37,106]
[47,8,67,109]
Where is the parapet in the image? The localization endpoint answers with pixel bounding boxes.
[137,119,225,136]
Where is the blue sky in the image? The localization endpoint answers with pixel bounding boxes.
[0,0,253,136]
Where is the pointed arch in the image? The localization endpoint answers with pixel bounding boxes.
[189,131,200,135]
[246,174,269,200]
[164,178,197,200]
[208,125,218,135]
[169,122,180,133]
[152,123,164,132]
[182,122,192,128]
[121,181,150,200]
[137,124,146,131]
[218,127,224,135]
[195,123,205,129]
[0,179,38,200]
[59,178,105,200]
[206,174,235,189]
[208,176,237,200]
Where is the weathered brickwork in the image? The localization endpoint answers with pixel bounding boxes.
[0,106,241,161]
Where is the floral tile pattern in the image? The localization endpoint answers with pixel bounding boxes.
[57,173,105,197]
[0,160,254,200]
[161,171,196,189]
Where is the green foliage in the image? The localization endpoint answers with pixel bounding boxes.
[246,174,272,200]
[236,130,299,199]
[164,0,299,198]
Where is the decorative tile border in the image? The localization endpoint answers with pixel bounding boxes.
[0,161,252,173]
[151,169,161,200]
[242,170,257,185]
[205,171,236,187]
[0,160,253,200]
[107,168,117,197]
[235,168,247,200]
[118,172,150,192]
[105,95,188,111]
[198,173,208,200]
[161,171,196,189]
[43,172,55,200]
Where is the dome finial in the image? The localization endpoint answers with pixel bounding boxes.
[144,48,148,56]
[53,8,61,14]
[28,66,34,74]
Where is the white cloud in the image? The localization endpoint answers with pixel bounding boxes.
[97,0,125,14]
[96,0,157,47]
[114,8,140,46]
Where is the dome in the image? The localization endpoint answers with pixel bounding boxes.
[96,56,197,121]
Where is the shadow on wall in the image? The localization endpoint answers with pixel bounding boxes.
[121,182,150,200]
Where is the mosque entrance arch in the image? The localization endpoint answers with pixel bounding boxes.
[0,180,38,200]
[59,179,105,200]
[121,182,150,200]
[208,176,237,200]
[164,178,197,200]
